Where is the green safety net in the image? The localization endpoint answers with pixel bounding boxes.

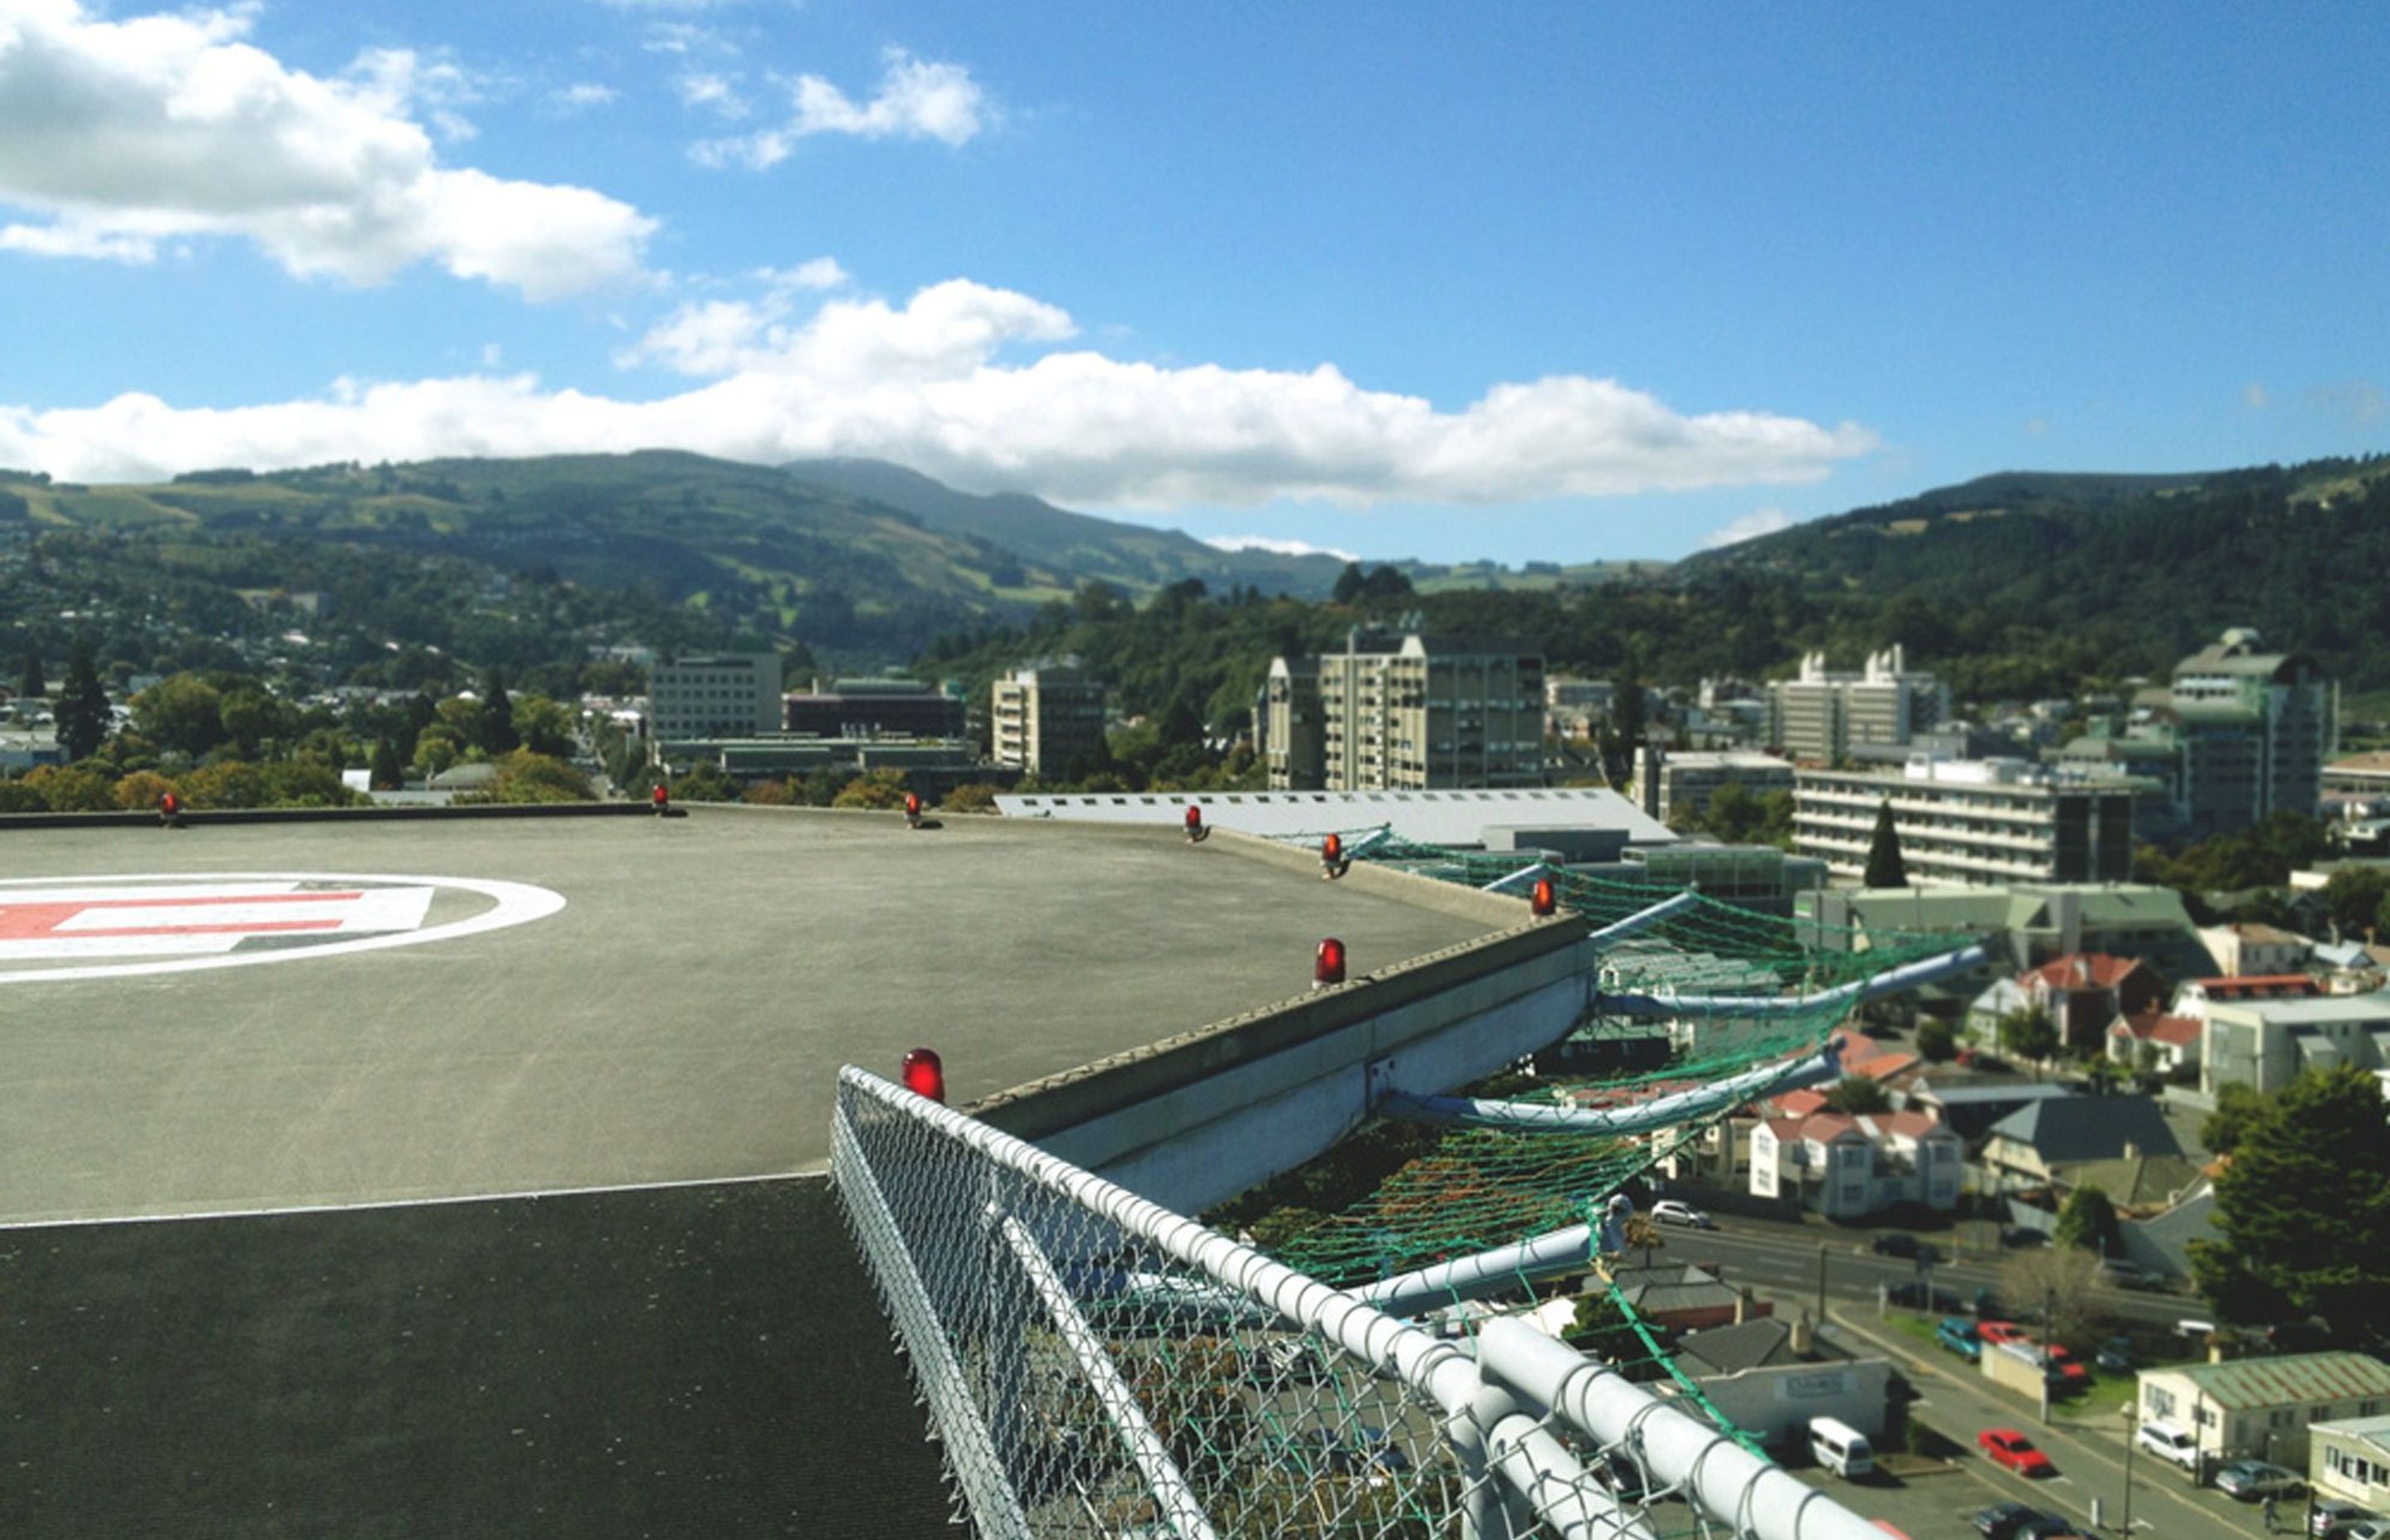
[1210,826,1977,1450]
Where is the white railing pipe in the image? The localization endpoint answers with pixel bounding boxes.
[1379,1038,1842,1134]
[1476,1317,1890,1540]
[996,1215,1221,1540]
[1594,943,1986,1019]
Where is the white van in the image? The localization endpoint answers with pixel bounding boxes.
[2135,1419,2200,1470]
[1809,1416,1875,1478]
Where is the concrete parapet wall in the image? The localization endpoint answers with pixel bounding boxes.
[975,913,1597,1213]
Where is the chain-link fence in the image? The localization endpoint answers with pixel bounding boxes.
[834,1066,1889,1540]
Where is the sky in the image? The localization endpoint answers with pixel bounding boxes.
[1,1,2385,565]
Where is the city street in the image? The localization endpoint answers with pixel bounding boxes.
[1812,1304,2282,1540]
[1639,1212,2200,1333]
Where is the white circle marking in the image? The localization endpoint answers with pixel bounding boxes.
[0,872,566,983]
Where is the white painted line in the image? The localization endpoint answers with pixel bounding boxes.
[0,873,563,983]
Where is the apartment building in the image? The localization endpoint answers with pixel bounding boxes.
[648,652,783,742]
[1265,627,1543,792]
[1793,757,2149,888]
[1765,646,1949,763]
[990,662,1107,779]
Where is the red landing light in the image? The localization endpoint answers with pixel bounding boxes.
[900,1047,946,1104]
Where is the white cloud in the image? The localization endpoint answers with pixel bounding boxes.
[695,46,986,167]
[759,256,847,291]
[1702,507,1796,550]
[0,2,655,298]
[1202,535,1359,562]
[552,81,617,111]
[0,273,1877,506]
[2241,382,2269,411]
[794,49,985,144]
[676,70,745,118]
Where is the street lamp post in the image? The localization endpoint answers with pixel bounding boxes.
[1817,1241,1829,1323]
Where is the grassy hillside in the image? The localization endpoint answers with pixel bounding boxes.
[1679,455,2390,689]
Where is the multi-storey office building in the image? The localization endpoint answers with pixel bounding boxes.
[1266,628,1544,791]
[1793,756,2151,887]
[2168,628,2333,840]
[648,652,783,742]
[782,677,965,740]
[990,663,1107,779]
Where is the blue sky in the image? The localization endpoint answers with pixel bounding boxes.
[1,1,2384,563]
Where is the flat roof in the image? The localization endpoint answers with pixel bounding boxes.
[0,807,1498,1225]
[997,786,1679,847]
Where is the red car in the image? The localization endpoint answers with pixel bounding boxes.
[1979,1428,2056,1477]
[1977,1320,2028,1348]
[2042,1343,2090,1386]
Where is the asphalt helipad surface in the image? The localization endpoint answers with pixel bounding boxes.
[0,807,1500,1225]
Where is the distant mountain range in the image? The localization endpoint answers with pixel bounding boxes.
[7,447,2388,690]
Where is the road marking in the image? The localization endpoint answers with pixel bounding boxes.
[0,873,563,982]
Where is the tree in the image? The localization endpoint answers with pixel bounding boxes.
[1915,1018,1958,1062]
[1998,1005,2061,1064]
[53,636,111,762]
[1823,1074,1892,1114]
[17,646,43,700]
[1331,563,1366,605]
[2319,866,2390,940]
[1863,799,1908,888]
[2002,1246,2104,1352]
[458,750,593,805]
[2201,1081,2269,1156]
[511,694,578,758]
[480,670,519,755]
[369,738,403,791]
[2052,1184,2122,1258]
[131,672,225,758]
[2191,1065,2390,1347]
[832,768,910,809]
[1358,563,1413,600]
[942,783,1001,814]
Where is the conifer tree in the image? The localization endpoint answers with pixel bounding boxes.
[52,636,110,762]
[1864,799,1908,888]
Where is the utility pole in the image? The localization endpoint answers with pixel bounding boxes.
[2120,1400,2136,1537]
[2038,1281,2056,1426]
[1817,1242,1828,1322]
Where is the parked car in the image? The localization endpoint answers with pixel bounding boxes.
[2041,1342,2090,1387]
[1978,1428,2056,1478]
[2311,1498,2383,1538]
[2095,1257,2164,1291]
[1973,1502,2042,1539]
[1938,1316,1983,1360]
[1650,1199,1716,1230]
[1977,1319,2029,1348]
[2134,1419,2199,1470]
[2095,1335,2134,1373]
[2000,1226,2051,1248]
[1873,1231,1942,1261]
[2214,1459,2304,1500]
[2324,1522,2390,1540]
[1887,1280,1963,1312]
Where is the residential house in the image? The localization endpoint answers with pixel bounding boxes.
[2017,953,2167,1053]
[1668,1315,1893,1449]
[2139,1353,2390,1467]
[1978,1094,2189,1198]
[2107,1008,2203,1076]
[1749,1109,1963,1218]
[2197,922,2314,978]
[2310,1415,2390,1516]
[1905,1081,2077,1146]
[1602,1264,1768,1334]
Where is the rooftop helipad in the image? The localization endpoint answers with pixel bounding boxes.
[0,807,1501,1225]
